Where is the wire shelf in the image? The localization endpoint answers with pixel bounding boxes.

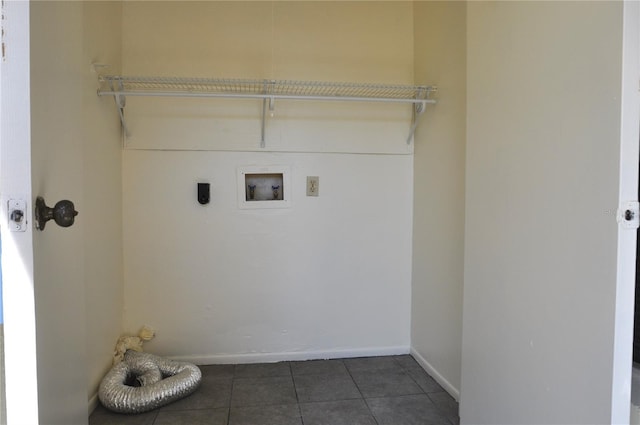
[97,75,437,144]
[99,76,436,103]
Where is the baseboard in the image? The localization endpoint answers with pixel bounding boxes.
[410,346,460,401]
[166,345,410,365]
[88,392,99,415]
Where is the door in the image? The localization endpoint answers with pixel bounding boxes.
[0,1,39,424]
[6,1,90,424]
[461,2,640,423]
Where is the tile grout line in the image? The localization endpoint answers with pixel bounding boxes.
[397,357,460,425]
[360,356,430,425]
[229,362,307,424]
[288,362,307,425]
[227,364,236,425]
[343,359,381,425]
[399,357,431,395]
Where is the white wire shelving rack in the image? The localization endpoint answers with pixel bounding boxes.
[98,76,437,146]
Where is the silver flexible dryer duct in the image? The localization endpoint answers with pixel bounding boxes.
[99,350,202,414]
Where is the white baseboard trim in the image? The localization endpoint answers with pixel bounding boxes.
[166,345,410,365]
[88,392,99,415]
[410,346,460,402]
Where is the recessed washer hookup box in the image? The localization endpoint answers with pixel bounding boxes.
[237,165,291,209]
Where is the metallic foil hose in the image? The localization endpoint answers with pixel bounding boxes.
[99,350,202,414]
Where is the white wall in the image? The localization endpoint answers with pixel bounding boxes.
[462,2,625,423]
[123,151,413,360]
[411,1,465,399]
[121,2,415,361]
[30,1,123,422]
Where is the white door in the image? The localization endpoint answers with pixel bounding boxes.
[0,1,39,424]
[610,2,640,422]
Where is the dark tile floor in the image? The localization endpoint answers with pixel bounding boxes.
[89,355,459,425]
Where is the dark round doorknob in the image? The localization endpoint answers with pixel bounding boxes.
[35,196,78,230]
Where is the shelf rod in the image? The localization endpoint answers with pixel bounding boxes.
[97,90,436,105]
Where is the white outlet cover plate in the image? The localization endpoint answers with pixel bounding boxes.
[306,176,319,196]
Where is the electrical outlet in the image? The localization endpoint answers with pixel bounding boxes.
[306,176,319,196]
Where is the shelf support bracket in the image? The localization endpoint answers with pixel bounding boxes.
[261,97,267,148]
[260,81,276,148]
[406,100,427,144]
[110,78,129,137]
[406,87,432,144]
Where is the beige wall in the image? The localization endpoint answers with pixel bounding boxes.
[462,2,624,422]
[411,1,465,399]
[81,1,123,406]
[121,2,415,361]
[30,1,123,421]
[121,1,415,153]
